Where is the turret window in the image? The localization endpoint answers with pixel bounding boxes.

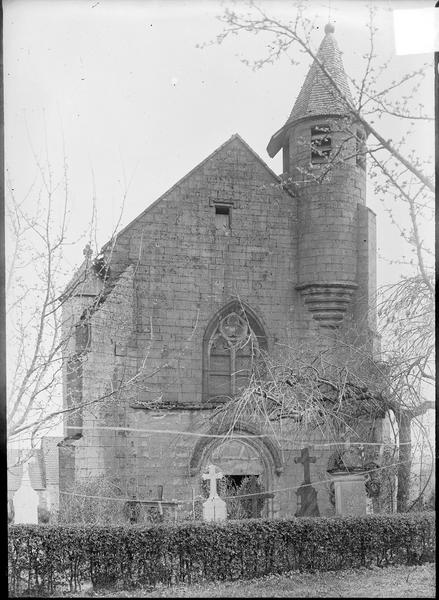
[311,124,331,163]
[356,129,366,170]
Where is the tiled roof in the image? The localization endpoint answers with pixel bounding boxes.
[41,436,63,486]
[7,449,45,492]
[288,27,354,123]
[7,438,62,493]
[267,26,355,158]
[62,258,104,302]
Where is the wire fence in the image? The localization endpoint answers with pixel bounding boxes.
[58,457,429,505]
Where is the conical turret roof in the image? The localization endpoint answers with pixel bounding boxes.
[267,24,355,158]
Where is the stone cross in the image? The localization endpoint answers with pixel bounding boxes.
[202,464,223,498]
[294,447,316,484]
[202,464,227,522]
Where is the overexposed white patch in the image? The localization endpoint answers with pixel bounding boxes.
[393,8,439,55]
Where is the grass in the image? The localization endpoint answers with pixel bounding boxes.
[67,563,435,598]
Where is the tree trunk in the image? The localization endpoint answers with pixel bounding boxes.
[396,411,411,512]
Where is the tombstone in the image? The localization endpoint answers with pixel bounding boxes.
[13,460,39,524]
[295,485,320,517]
[156,484,164,517]
[124,500,141,524]
[330,471,368,516]
[294,447,320,517]
[327,445,368,516]
[202,464,227,522]
[243,476,274,518]
[228,475,274,519]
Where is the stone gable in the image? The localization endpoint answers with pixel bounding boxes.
[60,28,381,521]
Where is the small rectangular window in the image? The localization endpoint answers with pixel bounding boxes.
[215,205,230,230]
[311,124,331,163]
[356,129,366,170]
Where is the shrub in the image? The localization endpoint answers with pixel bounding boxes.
[8,512,435,596]
[58,475,126,525]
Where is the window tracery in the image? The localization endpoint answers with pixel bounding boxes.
[204,306,267,402]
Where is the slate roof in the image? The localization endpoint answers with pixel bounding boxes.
[41,436,63,487]
[267,24,355,158]
[7,437,63,493]
[8,449,45,492]
[61,257,104,303]
[289,25,354,122]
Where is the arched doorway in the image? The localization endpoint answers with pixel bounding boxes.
[209,437,271,519]
[192,428,280,519]
[211,438,265,476]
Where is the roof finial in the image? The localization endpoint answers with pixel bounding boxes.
[325,0,334,34]
[324,22,335,34]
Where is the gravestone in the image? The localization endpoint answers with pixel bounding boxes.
[13,460,39,524]
[294,447,320,517]
[244,476,274,518]
[330,471,368,516]
[202,464,227,522]
[228,475,274,519]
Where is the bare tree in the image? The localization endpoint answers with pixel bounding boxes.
[5,145,164,451]
[6,146,79,445]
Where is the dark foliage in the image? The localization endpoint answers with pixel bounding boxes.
[8,512,435,596]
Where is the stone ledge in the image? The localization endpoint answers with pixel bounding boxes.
[129,401,222,411]
[296,281,358,328]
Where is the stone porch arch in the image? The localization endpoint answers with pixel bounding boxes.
[189,420,283,478]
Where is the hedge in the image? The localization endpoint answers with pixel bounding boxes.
[8,512,435,596]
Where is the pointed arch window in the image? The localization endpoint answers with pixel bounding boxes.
[203,304,267,403]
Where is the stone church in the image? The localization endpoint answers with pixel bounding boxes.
[60,24,388,520]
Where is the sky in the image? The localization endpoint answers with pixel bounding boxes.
[4,0,434,444]
[4,0,434,279]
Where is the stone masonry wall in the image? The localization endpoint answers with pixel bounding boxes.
[287,117,366,291]
[62,134,375,518]
[103,136,314,408]
[61,266,137,494]
[356,204,378,345]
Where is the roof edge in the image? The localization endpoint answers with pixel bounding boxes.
[104,134,290,250]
